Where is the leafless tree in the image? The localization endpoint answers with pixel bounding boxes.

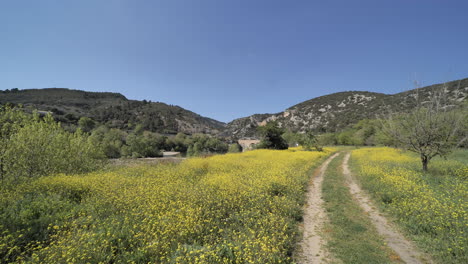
[382,81,467,171]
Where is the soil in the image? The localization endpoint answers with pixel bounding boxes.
[297,153,340,264]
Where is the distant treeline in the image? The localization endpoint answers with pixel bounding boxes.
[0,106,236,184]
[88,124,230,158]
[280,119,390,147]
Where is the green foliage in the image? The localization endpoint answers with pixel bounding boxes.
[0,107,34,181]
[382,93,467,171]
[0,107,105,184]
[282,131,300,146]
[256,121,288,150]
[122,131,164,158]
[185,134,228,157]
[336,129,356,145]
[320,119,393,147]
[165,132,189,152]
[317,133,338,146]
[297,131,323,151]
[89,126,127,158]
[0,88,225,135]
[88,127,229,159]
[228,143,241,153]
[78,116,95,133]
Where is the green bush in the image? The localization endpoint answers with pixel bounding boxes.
[0,107,105,184]
[228,143,241,153]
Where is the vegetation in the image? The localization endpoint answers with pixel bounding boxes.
[0,88,225,135]
[297,131,323,151]
[256,121,288,150]
[228,143,242,153]
[382,88,467,171]
[0,149,333,263]
[322,154,396,263]
[88,127,228,158]
[88,126,127,158]
[186,134,228,157]
[0,106,104,184]
[77,116,96,133]
[282,130,323,151]
[224,78,467,139]
[351,147,468,263]
[1,81,466,263]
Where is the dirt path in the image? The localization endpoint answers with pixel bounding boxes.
[342,152,431,264]
[298,152,340,264]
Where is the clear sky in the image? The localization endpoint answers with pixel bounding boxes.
[1,0,467,122]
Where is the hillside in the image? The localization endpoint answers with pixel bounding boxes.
[2,78,467,138]
[224,78,468,139]
[0,88,225,134]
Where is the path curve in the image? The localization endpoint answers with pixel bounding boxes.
[298,152,340,264]
[342,152,431,264]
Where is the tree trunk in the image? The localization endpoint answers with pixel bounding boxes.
[421,155,429,171]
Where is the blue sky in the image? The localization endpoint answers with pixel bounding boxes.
[1,0,467,122]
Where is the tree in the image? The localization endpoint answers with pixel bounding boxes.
[318,133,338,146]
[256,121,288,150]
[228,143,242,153]
[282,131,301,147]
[337,129,356,145]
[186,134,228,156]
[0,106,34,181]
[298,131,323,151]
[166,133,189,152]
[382,85,467,171]
[89,126,127,158]
[0,108,104,182]
[123,131,163,158]
[78,116,96,133]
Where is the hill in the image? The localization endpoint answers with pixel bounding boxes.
[0,88,225,134]
[2,78,467,138]
[224,78,468,139]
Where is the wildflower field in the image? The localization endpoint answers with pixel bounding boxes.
[0,149,332,263]
[351,147,468,263]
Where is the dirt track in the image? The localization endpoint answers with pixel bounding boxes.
[297,153,340,264]
[342,152,431,264]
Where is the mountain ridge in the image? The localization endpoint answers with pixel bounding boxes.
[0,88,225,135]
[2,78,467,138]
[223,78,468,139]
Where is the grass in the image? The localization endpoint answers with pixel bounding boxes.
[350,147,468,264]
[321,153,398,264]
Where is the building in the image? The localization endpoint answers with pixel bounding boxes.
[237,138,260,152]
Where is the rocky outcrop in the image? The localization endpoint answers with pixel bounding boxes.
[223,78,468,139]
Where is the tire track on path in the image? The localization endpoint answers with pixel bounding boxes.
[342,152,431,264]
[298,152,340,264]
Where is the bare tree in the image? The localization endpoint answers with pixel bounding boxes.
[382,81,467,171]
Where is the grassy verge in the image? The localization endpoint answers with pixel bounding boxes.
[350,147,468,264]
[322,153,399,264]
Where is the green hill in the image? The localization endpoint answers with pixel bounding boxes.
[2,78,467,138]
[0,88,225,134]
[224,78,468,139]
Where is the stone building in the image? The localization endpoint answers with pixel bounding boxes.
[237,138,260,152]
